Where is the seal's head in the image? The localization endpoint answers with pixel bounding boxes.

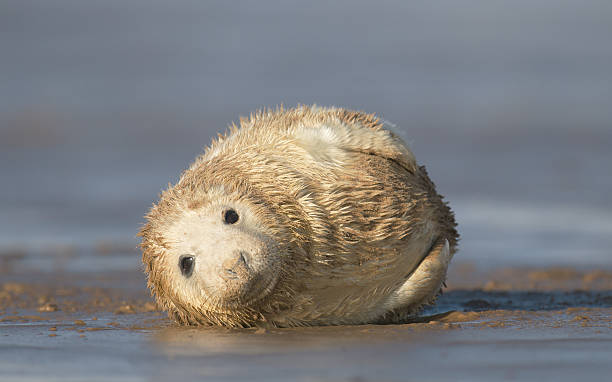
[139,171,307,326]
[166,186,282,303]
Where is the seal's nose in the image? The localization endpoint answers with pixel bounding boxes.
[220,251,249,280]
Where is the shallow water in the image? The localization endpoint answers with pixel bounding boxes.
[6,315,612,382]
[2,1,612,381]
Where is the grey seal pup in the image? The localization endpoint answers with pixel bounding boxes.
[139,106,458,327]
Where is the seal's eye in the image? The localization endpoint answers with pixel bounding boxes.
[179,255,195,277]
[223,209,239,224]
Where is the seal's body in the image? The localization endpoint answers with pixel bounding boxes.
[139,106,458,327]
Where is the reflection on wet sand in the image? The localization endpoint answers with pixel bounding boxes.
[1,250,611,381]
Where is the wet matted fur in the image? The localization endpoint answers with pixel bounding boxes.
[139,105,458,327]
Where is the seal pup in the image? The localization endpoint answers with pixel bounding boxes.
[139,105,458,327]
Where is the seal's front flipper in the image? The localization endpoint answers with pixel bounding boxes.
[290,108,417,173]
[379,238,452,323]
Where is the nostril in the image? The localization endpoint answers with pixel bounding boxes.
[179,255,195,277]
[224,268,238,279]
[220,251,250,280]
[237,251,248,267]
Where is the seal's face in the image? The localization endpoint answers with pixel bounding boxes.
[158,186,282,313]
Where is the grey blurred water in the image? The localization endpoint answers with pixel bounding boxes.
[1,0,612,267]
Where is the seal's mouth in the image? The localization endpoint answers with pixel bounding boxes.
[209,271,280,311]
[214,241,284,311]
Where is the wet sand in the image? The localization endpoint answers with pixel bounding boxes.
[2,248,611,382]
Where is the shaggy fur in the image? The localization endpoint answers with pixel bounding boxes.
[139,105,458,327]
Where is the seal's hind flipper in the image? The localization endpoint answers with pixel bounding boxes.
[379,238,451,323]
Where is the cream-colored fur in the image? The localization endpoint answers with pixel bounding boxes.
[139,105,458,327]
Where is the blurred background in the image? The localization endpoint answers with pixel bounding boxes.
[1,0,611,271]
